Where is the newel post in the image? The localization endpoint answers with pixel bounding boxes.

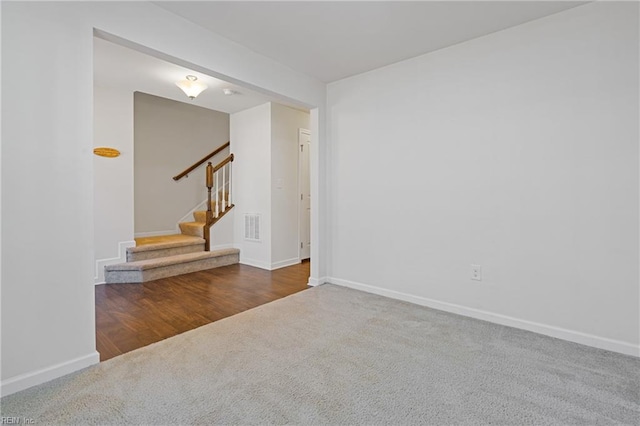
[204,162,214,251]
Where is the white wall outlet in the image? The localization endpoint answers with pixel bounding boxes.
[471,264,482,281]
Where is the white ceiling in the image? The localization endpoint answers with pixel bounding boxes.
[94,37,276,114]
[95,1,587,109]
[155,1,587,83]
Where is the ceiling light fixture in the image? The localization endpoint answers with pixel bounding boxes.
[176,75,207,100]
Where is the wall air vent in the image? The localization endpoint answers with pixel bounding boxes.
[244,214,261,241]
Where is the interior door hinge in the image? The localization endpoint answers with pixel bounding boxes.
[301,242,303,249]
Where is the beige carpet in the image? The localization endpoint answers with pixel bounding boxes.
[1,284,638,425]
[134,234,202,246]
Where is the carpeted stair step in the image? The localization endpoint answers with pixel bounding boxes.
[193,198,230,219]
[193,210,208,223]
[179,221,205,237]
[128,235,205,261]
[105,248,240,283]
[193,207,232,223]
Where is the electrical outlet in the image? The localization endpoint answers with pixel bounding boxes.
[471,264,482,281]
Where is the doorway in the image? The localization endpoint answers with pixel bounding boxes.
[298,128,311,260]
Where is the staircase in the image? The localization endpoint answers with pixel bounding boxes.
[105,150,238,284]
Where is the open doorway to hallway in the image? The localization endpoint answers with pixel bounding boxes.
[299,128,311,260]
[93,34,316,360]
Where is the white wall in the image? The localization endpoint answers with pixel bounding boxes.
[210,210,234,251]
[93,86,135,283]
[327,2,639,355]
[1,2,99,393]
[231,103,310,269]
[1,1,325,396]
[231,103,272,269]
[134,92,229,235]
[271,104,310,268]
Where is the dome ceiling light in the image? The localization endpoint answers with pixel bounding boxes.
[176,75,207,100]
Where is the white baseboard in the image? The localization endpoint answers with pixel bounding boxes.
[240,257,271,270]
[327,277,640,358]
[94,240,136,284]
[308,276,328,286]
[134,229,178,238]
[1,351,100,397]
[271,257,301,270]
[241,257,301,271]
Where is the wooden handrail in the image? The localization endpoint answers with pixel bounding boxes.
[212,153,234,174]
[173,141,230,181]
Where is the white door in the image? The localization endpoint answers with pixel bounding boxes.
[299,129,311,260]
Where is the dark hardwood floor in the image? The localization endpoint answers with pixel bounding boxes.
[95,260,310,361]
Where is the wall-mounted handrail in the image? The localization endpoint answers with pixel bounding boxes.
[173,141,230,181]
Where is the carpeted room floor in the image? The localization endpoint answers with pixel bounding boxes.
[1,284,638,425]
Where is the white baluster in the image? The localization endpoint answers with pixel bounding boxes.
[222,164,226,212]
[228,162,232,207]
[215,171,219,218]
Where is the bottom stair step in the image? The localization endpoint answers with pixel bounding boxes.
[105,248,240,283]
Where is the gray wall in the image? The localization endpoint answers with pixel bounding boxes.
[134,92,230,234]
[230,103,310,269]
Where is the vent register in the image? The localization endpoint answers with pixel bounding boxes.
[244,214,260,241]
